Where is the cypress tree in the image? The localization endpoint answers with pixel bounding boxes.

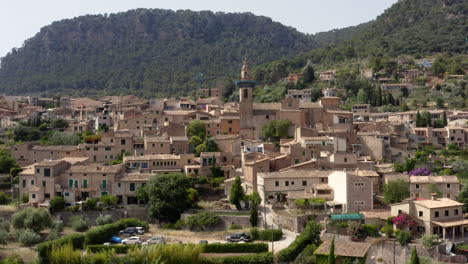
[416,111,422,127]
[230,176,245,210]
[425,111,432,127]
[377,86,383,106]
[442,111,448,127]
[410,247,420,264]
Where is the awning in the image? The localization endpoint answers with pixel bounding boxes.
[432,219,468,228]
[331,213,364,221]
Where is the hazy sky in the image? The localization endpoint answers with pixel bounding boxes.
[0,0,398,57]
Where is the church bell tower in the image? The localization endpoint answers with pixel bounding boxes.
[237,58,255,139]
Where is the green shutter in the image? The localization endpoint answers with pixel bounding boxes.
[83,179,88,188]
[102,180,107,189]
[69,179,73,188]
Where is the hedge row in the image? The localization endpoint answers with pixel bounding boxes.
[86,244,140,254]
[250,228,283,241]
[86,243,269,254]
[38,218,148,264]
[85,218,148,245]
[201,252,274,264]
[276,221,322,262]
[204,243,268,253]
[37,233,86,264]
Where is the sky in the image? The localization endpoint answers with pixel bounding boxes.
[0,0,398,58]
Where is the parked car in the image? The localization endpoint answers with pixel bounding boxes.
[226,233,251,242]
[199,240,208,244]
[121,236,142,245]
[119,227,144,236]
[142,236,166,245]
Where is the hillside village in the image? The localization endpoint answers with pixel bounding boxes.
[0,55,466,263]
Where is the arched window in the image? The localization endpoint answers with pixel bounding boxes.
[243,89,249,99]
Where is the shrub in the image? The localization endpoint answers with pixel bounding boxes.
[87,244,140,254]
[67,205,80,212]
[201,252,273,264]
[361,224,379,237]
[186,211,221,231]
[21,193,28,204]
[125,243,203,264]
[203,243,268,253]
[95,214,114,226]
[229,224,242,230]
[0,255,24,264]
[46,229,60,241]
[397,230,412,245]
[250,227,260,240]
[0,217,10,232]
[381,224,394,238]
[17,229,41,246]
[49,196,66,213]
[100,195,118,207]
[12,207,52,233]
[276,221,321,262]
[37,234,85,264]
[51,219,64,232]
[0,192,10,205]
[258,229,283,241]
[421,234,439,249]
[49,243,82,264]
[82,198,98,211]
[174,219,186,230]
[69,216,90,232]
[0,229,8,246]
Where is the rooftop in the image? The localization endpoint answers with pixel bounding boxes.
[259,170,330,179]
[414,198,463,209]
[409,176,459,184]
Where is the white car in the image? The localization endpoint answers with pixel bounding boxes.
[121,236,142,245]
[142,236,166,245]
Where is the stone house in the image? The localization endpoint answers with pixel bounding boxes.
[391,197,468,241]
[409,176,460,199]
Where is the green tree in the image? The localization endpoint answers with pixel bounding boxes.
[230,176,245,210]
[442,111,448,127]
[249,191,261,227]
[410,247,420,264]
[383,179,410,204]
[185,211,221,231]
[188,135,203,147]
[0,150,19,174]
[100,195,118,207]
[0,192,10,205]
[416,111,423,127]
[12,207,52,233]
[356,89,369,104]
[136,185,149,203]
[400,102,410,112]
[261,119,291,141]
[328,237,336,264]
[458,185,468,214]
[436,98,445,109]
[302,64,315,83]
[49,196,65,213]
[187,121,206,139]
[50,119,69,129]
[146,173,192,222]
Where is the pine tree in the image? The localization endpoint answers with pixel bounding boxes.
[230,176,245,210]
[410,247,420,264]
[357,89,369,104]
[302,64,315,83]
[328,237,336,264]
[442,111,448,127]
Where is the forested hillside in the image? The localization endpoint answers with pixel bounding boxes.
[254,0,467,83]
[0,9,317,97]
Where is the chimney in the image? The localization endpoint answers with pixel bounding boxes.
[430,193,437,200]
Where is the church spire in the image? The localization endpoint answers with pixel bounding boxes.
[241,57,252,81]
